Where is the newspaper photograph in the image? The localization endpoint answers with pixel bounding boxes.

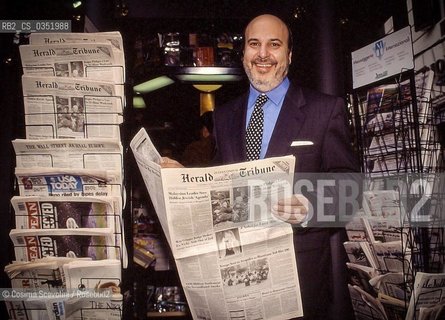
[22,75,123,139]
[14,167,120,198]
[19,42,124,84]
[12,138,123,182]
[29,31,126,80]
[10,228,117,262]
[130,128,303,320]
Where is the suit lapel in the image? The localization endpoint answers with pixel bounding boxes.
[265,85,308,157]
[230,93,248,162]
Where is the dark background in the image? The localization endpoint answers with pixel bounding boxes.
[0,0,411,318]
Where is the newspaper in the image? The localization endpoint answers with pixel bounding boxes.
[418,302,445,320]
[406,272,445,320]
[14,167,120,198]
[4,257,82,291]
[5,299,48,320]
[5,294,122,320]
[12,138,123,183]
[130,128,303,320]
[369,272,412,301]
[348,284,388,320]
[22,75,123,139]
[29,31,126,80]
[11,196,120,231]
[19,42,124,84]
[10,228,117,262]
[4,257,122,320]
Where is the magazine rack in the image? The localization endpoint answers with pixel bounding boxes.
[352,69,442,177]
[350,67,445,319]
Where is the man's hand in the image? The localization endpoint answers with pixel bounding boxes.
[272,194,310,225]
[160,157,184,168]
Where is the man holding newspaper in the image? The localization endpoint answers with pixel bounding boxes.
[161,14,359,320]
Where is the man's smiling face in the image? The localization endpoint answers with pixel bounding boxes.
[242,14,292,92]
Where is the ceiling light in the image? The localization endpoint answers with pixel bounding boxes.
[133,76,175,93]
[133,95,146,108]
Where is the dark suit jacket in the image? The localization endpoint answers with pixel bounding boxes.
[213,82,359,319]
[213,83,358,173]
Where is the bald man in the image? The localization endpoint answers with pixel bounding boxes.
[213,14,359,319]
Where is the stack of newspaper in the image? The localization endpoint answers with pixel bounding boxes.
[344,187,445,319]
[4,32,127,320]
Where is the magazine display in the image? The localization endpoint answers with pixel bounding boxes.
[22,75,123,139]
[15,167,120,198]
[19,42,124,84]
[130,128,303,319]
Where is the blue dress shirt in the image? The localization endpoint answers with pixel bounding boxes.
[245,77,290,159]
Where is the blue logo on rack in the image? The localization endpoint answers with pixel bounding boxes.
[373,40,385,60]
[45,175,82,193]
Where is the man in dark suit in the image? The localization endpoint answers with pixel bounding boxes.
[161,13,359,320]
[212,14,359,319]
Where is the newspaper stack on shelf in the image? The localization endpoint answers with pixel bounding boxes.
[4,257,123,320]
[130,128,303,320]
[344,188,416,319]
[22,75,124,139]
[5,32,126,320]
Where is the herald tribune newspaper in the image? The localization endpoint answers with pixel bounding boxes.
[130,128,303,320]
[19,42,124,84]
[21,75,124,139]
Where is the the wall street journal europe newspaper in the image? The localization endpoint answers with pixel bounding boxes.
[22,75,124,139]
[130,128,303,320]
[12,138,124,183]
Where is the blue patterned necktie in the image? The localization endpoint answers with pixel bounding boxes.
[246,93,268,161]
